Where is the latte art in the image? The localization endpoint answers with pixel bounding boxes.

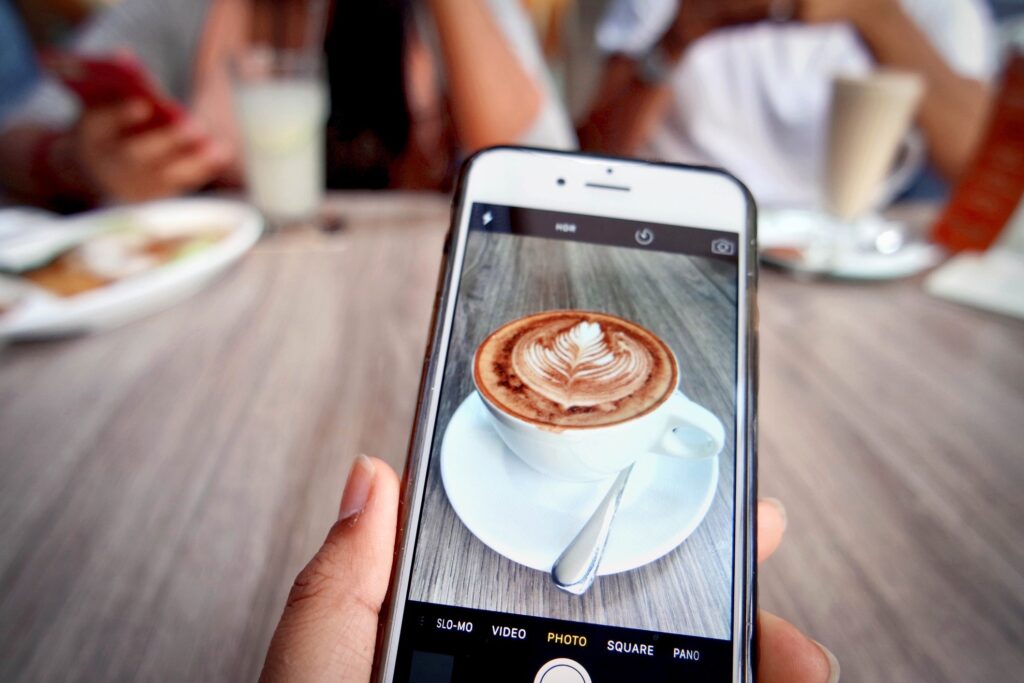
[474,310,678,429]
[512,320,652,408]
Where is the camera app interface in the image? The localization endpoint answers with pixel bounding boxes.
[394,203,741,682]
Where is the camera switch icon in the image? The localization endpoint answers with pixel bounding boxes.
[635,228,654,246]
[711,238,736,256]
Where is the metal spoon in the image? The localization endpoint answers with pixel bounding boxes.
[551,464,634,595]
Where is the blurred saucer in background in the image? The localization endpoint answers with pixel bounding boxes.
[759,207,944,280]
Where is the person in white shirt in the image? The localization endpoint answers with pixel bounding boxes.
[579,0,997,208]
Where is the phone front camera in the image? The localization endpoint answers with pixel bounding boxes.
[607,168,614,174]
[557,178,566,186]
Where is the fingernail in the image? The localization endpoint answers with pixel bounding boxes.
[339,455,376,522]
[762,497,787,527]
[813,640,841,683]
[208,142,231,162]
[126,99,150,120]
[179,121,204,139]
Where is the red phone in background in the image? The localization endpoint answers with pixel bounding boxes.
[40,51,186,131]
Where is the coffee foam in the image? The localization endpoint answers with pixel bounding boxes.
[513,319,651,408]
[474,311,678,429]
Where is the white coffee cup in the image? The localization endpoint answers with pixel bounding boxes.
[473,379,726,482]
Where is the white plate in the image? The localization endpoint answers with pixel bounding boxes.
[440,391,719,575]
[759,208,943,280]
[0,198,262,341]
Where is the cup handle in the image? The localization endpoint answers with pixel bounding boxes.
[871,128,925,211]
[650,398,726,460]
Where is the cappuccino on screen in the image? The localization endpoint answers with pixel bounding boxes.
[473,311,677,429]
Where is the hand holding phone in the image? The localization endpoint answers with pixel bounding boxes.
[257,464,836,683]
[41,52,230,202]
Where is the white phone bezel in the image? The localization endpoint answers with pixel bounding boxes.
[376,147,756,683]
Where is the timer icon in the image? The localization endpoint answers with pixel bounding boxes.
[635,228,655,246]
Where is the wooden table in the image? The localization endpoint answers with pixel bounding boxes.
[1,195,1021,682]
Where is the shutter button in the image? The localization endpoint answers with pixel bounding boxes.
[534,658,591,683]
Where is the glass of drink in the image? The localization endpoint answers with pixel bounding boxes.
[826,70,924,222]
[231,47,328,228]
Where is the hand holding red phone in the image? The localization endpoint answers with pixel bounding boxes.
[70,97,232,202]
[258,457,839,683]
[43,51,234,202]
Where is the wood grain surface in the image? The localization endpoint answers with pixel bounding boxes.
[0,196,1022,682]
[408,231,739,638]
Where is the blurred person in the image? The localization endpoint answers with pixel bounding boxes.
[578,0,997,208]
[259,455,840,683]
[0,0,574,208]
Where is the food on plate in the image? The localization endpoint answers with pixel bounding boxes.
[21,224,228,298]
[22,256,110,297]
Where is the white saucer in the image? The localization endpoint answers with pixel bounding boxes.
[440,391,719,575]
[759,208,944,280]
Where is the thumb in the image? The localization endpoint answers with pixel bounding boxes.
[260,456,400,683]
[758,610,840,683]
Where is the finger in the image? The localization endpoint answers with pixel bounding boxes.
[758,611,839,683]
[121,120,207,167]
[79,99,152,145]
[113,98,153,127]
[158,143,231,193]
[260,456,401,683]
[757,497,787,563]
[99,98,152,131]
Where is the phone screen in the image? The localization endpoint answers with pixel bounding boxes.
[392,201,744,682]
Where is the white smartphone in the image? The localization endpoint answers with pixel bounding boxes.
[375,147,757,682]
